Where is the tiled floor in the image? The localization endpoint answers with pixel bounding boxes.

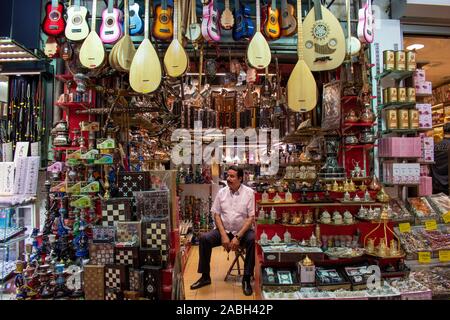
[183,246,255,300]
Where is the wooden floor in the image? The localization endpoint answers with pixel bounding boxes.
[183,246,256,300]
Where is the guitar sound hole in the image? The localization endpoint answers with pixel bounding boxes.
[160,15,168,24]
[106,18,114,27]
[129,11,135,17]
[72,16,82,25]
[49,11,61,21]
[270,16,276,24]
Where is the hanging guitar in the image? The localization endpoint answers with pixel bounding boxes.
[232,0,254,41]
[65,0,89,41]
[42,0,66,37]
[357,0,374,44]
[201,0,221,42]
[263,0,281,40]
[128,0,144,35]
[280,0,296,37]
[100,0,124,44]
[221,0,234,30]
[247,0,271,69]
[302,0,346,71]
[186,0,202,42]
[153,0,174,41]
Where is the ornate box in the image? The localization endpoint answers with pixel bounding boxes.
[89,243,114,265]
[92,226,116,243]
[139,248,162,267]
[142,265,162,301]
[114,245,140,268]
[135,190,170,220]
[104,264,128,291]
[129,268,145,294]
[116,221,142,243]
[123,290,141,300]
[83,265,105,300]
[117,172,151,197]
[141,218,170,266]
[101,198,132,227]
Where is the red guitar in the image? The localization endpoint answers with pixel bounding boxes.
[42,0,66,37]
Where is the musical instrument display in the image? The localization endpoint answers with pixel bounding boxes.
[42,0,66,37]
[65,0,89,41]
[153,0,174,41]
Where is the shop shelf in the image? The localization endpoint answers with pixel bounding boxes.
[382,128,431,134]
[0,234,29,248]
[343,143,374,150]
[377,70,414,82]
[52,146,80,151]
[379,102,416,110]
[55,102,90,109]
[343,122,375,128]
[416,93,433,97]
[383,183,419,187]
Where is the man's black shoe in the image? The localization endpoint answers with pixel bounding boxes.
[242,279,253,296]
[190,277,211,290]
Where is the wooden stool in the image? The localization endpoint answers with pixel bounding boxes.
[224,247,245,282]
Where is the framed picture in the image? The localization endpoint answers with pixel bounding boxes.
[277,270,293,285]
[321,81,342,131]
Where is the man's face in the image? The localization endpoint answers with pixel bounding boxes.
[227,169,241,190]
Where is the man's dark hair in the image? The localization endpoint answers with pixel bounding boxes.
[444,123,450,134]
[228,165,244,181]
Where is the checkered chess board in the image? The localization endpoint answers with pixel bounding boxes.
[89,243,114,265]
[135,190,170,220]
[101,198,131,227]
[114,246,139,267]
[141,219,169,263]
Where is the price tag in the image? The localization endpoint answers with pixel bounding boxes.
[443,212,450,224]
[425,219,437,231]
[398,223,411,233]
[439,250,450,262]
[418,251,431,264]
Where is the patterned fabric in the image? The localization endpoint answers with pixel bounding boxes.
[89,243,114,265]
[135,190,170,221]
[101,198,132,227]
[141,218,170,265]
[114,246,139,267]
[83,265,104,300]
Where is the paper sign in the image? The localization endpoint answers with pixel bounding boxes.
[31,142,40,156]
[2,142,13,162]
[443,212,450,224]
[439,250,450,262]
[14,142,29,166]
[0,162,15,195]
[425,219,437,231]
[399,223,411,233]
[24,156,40,195]
[13,157,28,194]
[418,251,431,263]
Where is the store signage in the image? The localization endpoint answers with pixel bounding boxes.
[425,219,437,231]
[2,142,13,162]
[31,141,40,156]
[0,162,14,195]
[398,223,411,233]
[443,212,450,224]
[14,142,29,166]
[418,251,431,264]
[439,250,450,262]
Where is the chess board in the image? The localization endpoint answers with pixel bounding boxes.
[89,243,114,265]
[135,190,170,220]
[105,288,123,300]
[84,265,105,300]
[129,268,144,294]
[142,265,162,300]
[141,218,170,265]
[114,246,139,268]
[140,248,162,267]
[104,264,128,291]
[92,226,116,243]
[101,198,132,227]
[116,221,141,243]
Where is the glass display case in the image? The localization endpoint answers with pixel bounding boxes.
[0,202,37,300]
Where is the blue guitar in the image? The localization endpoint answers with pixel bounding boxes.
[232,0,255,41]
[126,0,144,35]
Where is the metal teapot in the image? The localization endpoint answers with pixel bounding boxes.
[345,110,359,123]
[359,128,375,144]
[360,104,375,123]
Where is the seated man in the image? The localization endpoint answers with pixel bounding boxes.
[431,123,450,195]
[190,166,255,296]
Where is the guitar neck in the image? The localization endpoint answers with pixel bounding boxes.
[91,0,97,30]
[144,0,149,39]
[296,0,303,59]
[107,0,113,14]
[52,0,58,9]
[271,0,276,11]
[74,0,80,10]
[173,0,178,41]
[346,0,351,40]
[225,0,230,10]
[281,0,287,12]
[124,0,129,35]
[313,0,323,20]
[256,0,261,30]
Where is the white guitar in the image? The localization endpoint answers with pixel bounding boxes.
[65,0,90,41]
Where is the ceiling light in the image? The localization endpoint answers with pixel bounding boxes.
[406,44,425,51]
